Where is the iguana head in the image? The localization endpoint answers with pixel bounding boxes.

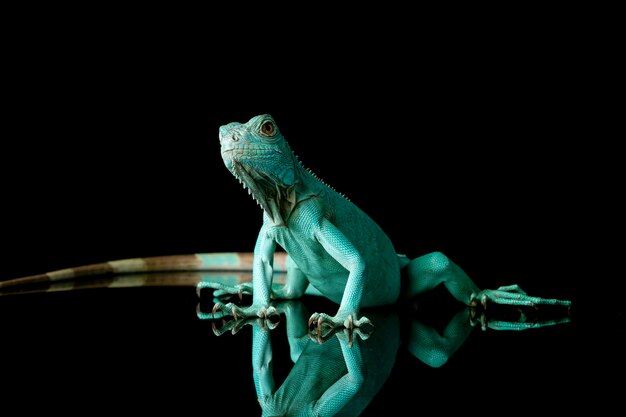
[219,114,298,225]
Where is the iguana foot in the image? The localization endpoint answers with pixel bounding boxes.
[307,312,374,347]
[308,324,374,346]
[210,315,280,336]
[206,303,280,336]
[196,281,253,300]
[469,284,572,308]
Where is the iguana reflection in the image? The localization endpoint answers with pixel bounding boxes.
[199,296,570,417]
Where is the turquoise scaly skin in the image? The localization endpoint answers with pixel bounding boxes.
[201,114,571,333]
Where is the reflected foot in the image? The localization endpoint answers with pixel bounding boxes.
[308,324,375,347]
[470,284,572,309]
[307,312,374,347]
[469,306,572,331]
[211,315,280,336]
[197,302,281,336]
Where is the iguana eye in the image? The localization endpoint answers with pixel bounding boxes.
[260,120,275,136]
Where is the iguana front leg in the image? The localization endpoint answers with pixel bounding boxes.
[210,227,312,322]
[211,226,279,320]
[308,219,373,334]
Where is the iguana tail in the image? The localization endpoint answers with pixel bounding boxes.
[0,252,288,294]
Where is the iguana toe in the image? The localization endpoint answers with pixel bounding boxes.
[353,315,374,329]
[264,306,281,328]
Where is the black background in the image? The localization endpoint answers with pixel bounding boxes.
[1,10,622,415]
[2,41,603,300]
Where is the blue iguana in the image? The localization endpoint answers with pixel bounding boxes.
[198,114,571,334]
[0,114,571,335]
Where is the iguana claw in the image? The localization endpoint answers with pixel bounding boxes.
[212,302,225,317]
[346,314,353,332]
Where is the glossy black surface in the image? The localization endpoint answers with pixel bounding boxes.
[1,277,621,415]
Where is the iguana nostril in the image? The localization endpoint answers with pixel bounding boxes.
[232,133,239,142]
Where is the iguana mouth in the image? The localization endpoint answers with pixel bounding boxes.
[222,147,280,156]
[223,148,269,153]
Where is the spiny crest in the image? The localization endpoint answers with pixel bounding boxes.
[295,153,351,202]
